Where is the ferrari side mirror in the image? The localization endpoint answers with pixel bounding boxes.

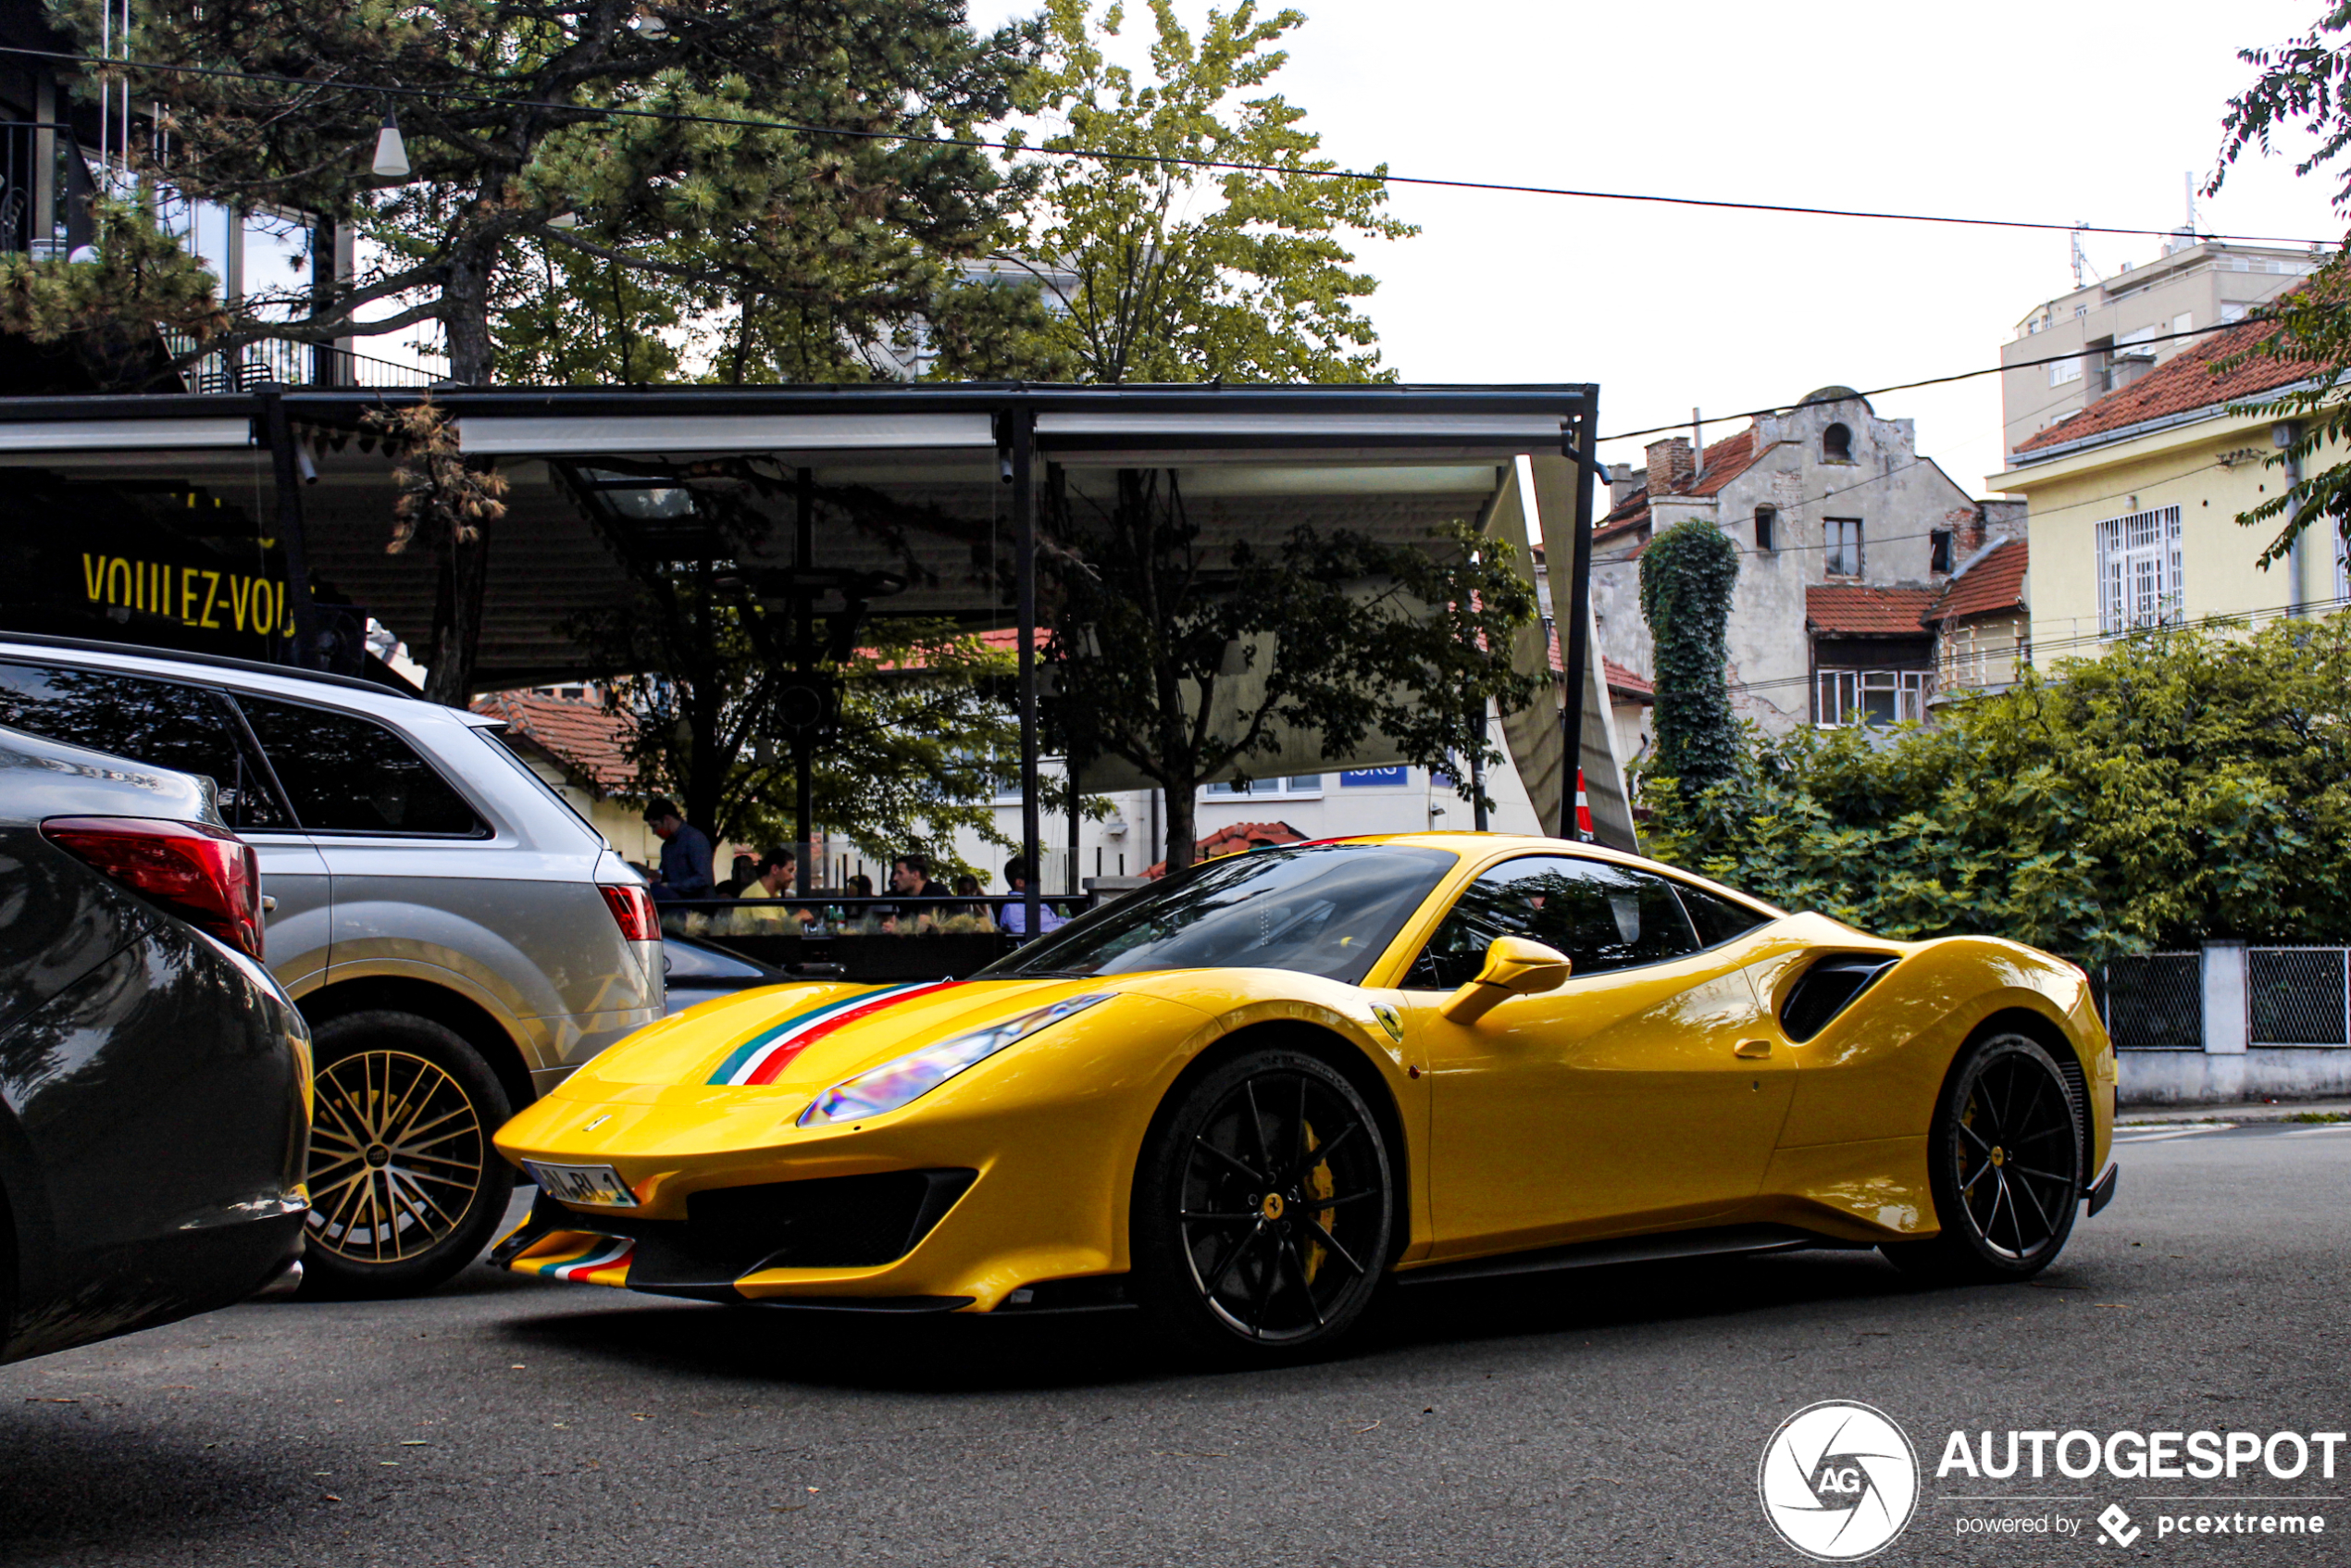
[1440,935,1572,1025]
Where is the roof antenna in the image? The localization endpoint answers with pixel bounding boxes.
[2183,170,2201,242]
[1689,407,1702,483]
[2071,222,2096,290]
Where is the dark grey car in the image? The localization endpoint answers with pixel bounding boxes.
[0,724,308,1360]
[0,635,663,1297]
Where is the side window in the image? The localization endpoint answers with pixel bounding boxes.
[1409,856,1700,989]
[0,661,288,828]
[236,696,483,836]
[1673,881,1773,948]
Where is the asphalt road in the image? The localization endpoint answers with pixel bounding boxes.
[4,1124,2347,1567]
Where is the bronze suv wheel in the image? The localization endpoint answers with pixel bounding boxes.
[300,1011,514,1299]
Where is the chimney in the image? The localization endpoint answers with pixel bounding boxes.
[1607,463,1644,511]
[1954,509,1985,560]
[1646,436,1696,496]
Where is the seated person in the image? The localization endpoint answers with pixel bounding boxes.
[997,854,1066,937]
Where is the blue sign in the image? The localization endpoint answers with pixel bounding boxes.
[1340,767,1410,788]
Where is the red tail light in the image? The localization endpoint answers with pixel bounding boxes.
[43,816,266,961]
[600,882,661,942]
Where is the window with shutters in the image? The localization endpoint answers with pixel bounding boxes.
[2095,504,2183,634]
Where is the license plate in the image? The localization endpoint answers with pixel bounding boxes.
[524,1161,639,1208]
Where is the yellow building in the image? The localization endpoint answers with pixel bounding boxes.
[1990,316,2338,666]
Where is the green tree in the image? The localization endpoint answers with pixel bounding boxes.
[2208,7,2351,564]
[1646,619,2351,962]
[572,599,1019,869]
[1047,475,1539,869]
[81,0,1039,386]
[0,195,229,390]
[1637,518,1743,799]
[1006,0,1415,382]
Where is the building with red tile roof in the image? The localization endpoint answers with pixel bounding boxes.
[472,689,659,863]
[1991,291,2344,654]
[1144,820,1304,878]
[1588,387,2014,734]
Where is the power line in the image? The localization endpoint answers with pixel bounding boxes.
[1598,319,2281,447]
[4,42,2345,251]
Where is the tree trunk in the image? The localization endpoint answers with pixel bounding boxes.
[441,237,498,386]
[1162,778,1198,873]
[421,519,490,706]
[417,232,500,707]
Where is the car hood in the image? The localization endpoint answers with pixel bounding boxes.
[553,975,1142,1101]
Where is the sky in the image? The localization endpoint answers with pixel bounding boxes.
[970,0,2345,494]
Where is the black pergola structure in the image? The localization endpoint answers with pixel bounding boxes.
[0,382,1635,934]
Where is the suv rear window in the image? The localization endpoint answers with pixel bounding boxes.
[237,695,483,836]
[0,660,289,828]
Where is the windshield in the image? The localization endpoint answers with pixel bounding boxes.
[980,843,1458,986]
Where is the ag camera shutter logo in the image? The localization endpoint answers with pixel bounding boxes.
[1759,1400,1921,1561]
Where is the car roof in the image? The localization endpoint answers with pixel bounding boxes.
[0,632,465,718]
[1279,832,1787,919]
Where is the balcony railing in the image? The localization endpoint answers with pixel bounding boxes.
[169,333,439,392]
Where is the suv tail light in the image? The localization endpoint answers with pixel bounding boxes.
[42,816,265,961]
[600,882,661,942]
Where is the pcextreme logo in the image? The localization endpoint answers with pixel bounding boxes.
[1758,1400,1922,1562]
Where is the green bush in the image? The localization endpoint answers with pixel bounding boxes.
[1643,617,2351,962]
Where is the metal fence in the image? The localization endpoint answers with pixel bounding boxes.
[2248,946,2351,1046]
[2096,945,2351,1051]
[2094,953,2202,1051]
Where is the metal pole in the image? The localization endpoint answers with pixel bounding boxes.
[1559,399,1599,841]
[1469,702,1488,831]
[1012,408,1042,939]
[1066,757,1082,896]
[256,386,323,668]
[793,467,815,898]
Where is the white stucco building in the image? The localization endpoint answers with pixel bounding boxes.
[1590,390,2023,736]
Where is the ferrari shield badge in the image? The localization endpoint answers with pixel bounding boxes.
[1370,1004,1404,1044]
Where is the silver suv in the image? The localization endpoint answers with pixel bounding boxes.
[0,634,663,1296]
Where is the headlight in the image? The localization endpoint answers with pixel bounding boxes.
[796,993,1113,1126]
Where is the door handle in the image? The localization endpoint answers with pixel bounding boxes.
[261,895,279,914]
[1733,1038,1772,1059]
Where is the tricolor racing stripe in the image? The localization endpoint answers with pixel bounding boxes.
[535,1236,634,1285]
[705,980,966,1087]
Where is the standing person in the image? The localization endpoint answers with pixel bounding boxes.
[641,796,715,903]
[998,855,1066,936]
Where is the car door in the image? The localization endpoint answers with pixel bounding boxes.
[0,660,331,989]
[1401,855,1795,1258]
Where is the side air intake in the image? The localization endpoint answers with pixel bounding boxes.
[1780,954,1898,1043]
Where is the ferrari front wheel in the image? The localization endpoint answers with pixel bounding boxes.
[1132,1049,1395,1364]
[1884,1030,2084,1285]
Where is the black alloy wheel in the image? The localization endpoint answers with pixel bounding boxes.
[299,1010,515,1299]
[1885,1030,2083,1284]
[1133,1049,1394,1363]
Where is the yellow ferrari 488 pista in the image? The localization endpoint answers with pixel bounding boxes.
[492,834,2118,1362]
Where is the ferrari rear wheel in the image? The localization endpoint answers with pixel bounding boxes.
[1132,1049,1394,1364]
[1884,1030,2083,1285]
